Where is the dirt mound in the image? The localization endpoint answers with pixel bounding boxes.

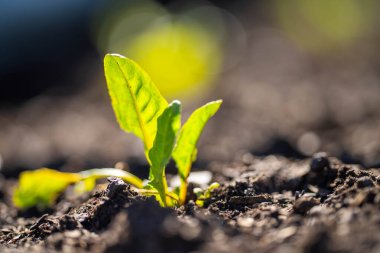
[2,154,380,253]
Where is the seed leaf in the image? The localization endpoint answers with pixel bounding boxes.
[104,54,168,152]
[148,101,181,206]
[13,168,81,210]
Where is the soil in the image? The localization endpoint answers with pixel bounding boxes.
[1,152,380,253]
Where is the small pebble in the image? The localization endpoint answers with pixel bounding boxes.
[277,226,297,240]
[293,196,320,215]
[310,152,330,172]
[237,217,254,228]
[106,177,126,198]
[64,230,81,239]
[356,176,374,188]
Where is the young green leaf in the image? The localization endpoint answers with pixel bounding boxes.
[13,168,81,210]
[148,101,181,206]
[104,54,168,153]
[172,100,222,204]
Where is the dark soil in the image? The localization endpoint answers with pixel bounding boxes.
[1,153,380,253]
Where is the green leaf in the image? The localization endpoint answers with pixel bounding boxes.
[104,54,168,153]
[148,101,181,206]
[172,100,222,204]
[13,168,81,210]
[173,100,222,179]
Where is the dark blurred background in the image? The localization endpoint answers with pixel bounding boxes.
[1,0,380,176]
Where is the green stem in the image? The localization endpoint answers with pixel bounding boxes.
[179,163,192,205]
[78,168,179,206]
[179,178,188,205]
[79,168,143,189]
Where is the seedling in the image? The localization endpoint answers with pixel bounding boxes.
[13,54,222,209]
[193,182,220,207]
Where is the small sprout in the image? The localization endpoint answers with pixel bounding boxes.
[205,182,220,198]
[193,182,220,207]
[208,182,220,190]
[193,188,204,198]
[13,54,222,209]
